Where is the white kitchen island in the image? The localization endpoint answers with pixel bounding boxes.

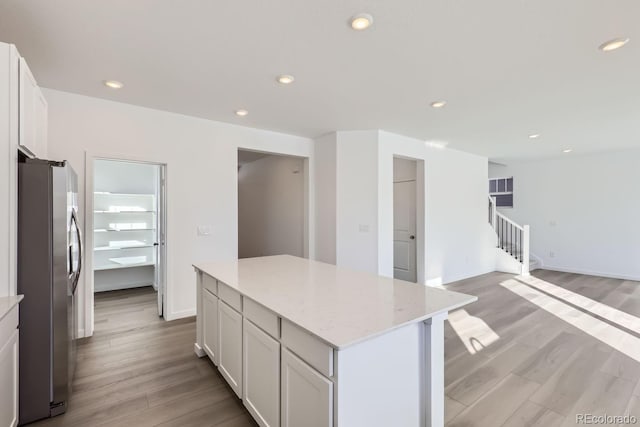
[193,255,476,427]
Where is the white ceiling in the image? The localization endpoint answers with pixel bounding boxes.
[1,0,639,162]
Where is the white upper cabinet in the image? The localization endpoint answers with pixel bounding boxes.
[19,57,48,159]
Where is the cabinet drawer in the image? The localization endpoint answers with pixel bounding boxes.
[202,273,217,296]
[244,299,279,339]
[0,305,19,346]
[219,282,242,312]
[281,320,333,378]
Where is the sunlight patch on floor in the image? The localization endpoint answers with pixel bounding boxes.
[448,308,501,354]
[500,278,640,362]
[516,275,640,333]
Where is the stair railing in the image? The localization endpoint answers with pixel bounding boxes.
[488,196,497,229]
[488,196,530,276]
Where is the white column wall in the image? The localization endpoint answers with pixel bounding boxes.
[315,129,495,285]
[335,130,380,273]
[379,131,496,285]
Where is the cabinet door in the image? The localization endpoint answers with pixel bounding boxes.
[282,348,333,427]
[0,330,19,427]
[218,301,242,398]
[243,319,280,427]
[19,58,38,157]
[34,87,47,158]
[202,288,218,364]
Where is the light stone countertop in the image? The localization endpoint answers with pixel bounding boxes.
[0,295,23,322]
[193,255,477,349]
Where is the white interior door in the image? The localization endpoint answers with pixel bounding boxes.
[156,165,166,317]
[393,180,417,282]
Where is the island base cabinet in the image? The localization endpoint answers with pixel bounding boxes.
[243,319,280,427]
[0,330,18,427]
[281,349,333,427]
[218,301,243,398]
[202,288,218,364]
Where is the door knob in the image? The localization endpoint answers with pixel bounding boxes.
[410,235,415,240]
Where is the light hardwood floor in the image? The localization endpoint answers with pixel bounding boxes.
[31,287,257,427]
[31,271,640,426]
[443,270,640,427]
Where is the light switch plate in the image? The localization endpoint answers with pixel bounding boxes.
[359,224,370,232]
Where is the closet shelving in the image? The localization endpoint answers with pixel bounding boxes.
[93,192,157,271]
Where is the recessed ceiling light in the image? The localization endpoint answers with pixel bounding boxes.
[529,134,540,139]
[563,148,572,153]
[430,101,447,108]
[235,109,249,117]
[104,80,124,89]
[277,74,295,85]
[425,140,449,149]
[351,13,373,30]
[599,38,629,52]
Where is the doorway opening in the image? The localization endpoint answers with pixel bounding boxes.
[393,157,418,282]
[91,159,166,326]
[237,149,307,259]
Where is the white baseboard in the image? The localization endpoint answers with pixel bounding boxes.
[529,253,544,269]
[540,265,640,282]
[194,343,206,358]
[432,266,497,287]
[165,308,196,321]
[425,277,443,287]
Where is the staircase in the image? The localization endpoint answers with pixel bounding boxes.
[488,196,537,276]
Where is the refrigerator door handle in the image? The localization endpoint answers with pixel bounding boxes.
[71,208,82,294]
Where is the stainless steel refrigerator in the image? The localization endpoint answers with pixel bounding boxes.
[17,158,82,425]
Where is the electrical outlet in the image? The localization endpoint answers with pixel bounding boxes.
[549,251,555,258]
[359,224,370,233]
[549,220,557,227]
[197,225,212,236]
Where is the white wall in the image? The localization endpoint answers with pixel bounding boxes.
[0,43,19,298]
[0,44,12,297]
[335,130,381,273]
[489,149,640,280]
[43,88,314,334]
[238,154,305,258]
[313,133,337,264]
[315,130,496,285]
[379,131,496,285]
